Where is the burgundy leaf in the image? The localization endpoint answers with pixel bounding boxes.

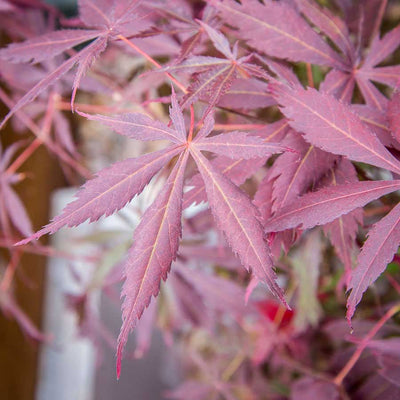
[117,150,189,377]
[211,0,344,68]
[347,202,400,321]
[16,146,182,245]
[190,147,286,305]
[270,82,400,174]
[264,180,400,233]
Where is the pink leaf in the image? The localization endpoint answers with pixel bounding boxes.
[270,82,400,174]
[293,0,354,62]
[16,146,182,245]
[183,155,265,208]
[363,25,400,68]
[197,20,233,59]
[0,29,100,64]
[211,0,344,68]
[193,131,287,160]
[79,111,185,144]
[169,87,187,142]
[1,183,33,237]
[0,38,104,129]
[78,0,113,28]
[217,78,275,110]
[347,202,400,321]
[190,147,286,305]
[388,90,400,144]
[322,159,363,279]
[71,36,108,107]
[264,180,400,233]
[117,150,189,377]
[268,132,337,213]
[292,377,340,400]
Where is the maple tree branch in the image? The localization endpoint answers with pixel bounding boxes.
[57,100,131,114]
[213,123,266,131]
[306,63,314,88]
[0,88,91,179]
[6,138,42,176]
[0,249,22,292]
[333,303,400,386]
[188,105,194,142]
[117,34,188,94]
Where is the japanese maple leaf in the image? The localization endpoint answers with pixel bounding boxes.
[0,142,33,238]
[150,2,219,63]
[209,0,346,69]
[269,81,400,175]
[16,91,287,376]
[321,159,363,283]
[297,0,400,109]
[163,21,266,117]
[0,0,150,128]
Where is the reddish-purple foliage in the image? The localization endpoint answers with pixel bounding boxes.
[1,0,400,398]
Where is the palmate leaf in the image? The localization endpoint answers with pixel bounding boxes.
[15,89,293,374]
[183,155,266,208]
[264,180,400,233]
[194,131,288,160]
[322,159,363,278]
[117,150,189,377]
[0,29,100,63]
[270,82,400,174]
[355,24,400,109]
[0,0,150,127]
[347,203,400,321]
[210,0,344,68]
[190,147,286,305]
[293,0,354,63]
[268,131,337,213]
[388,90,400,144]
[16,146,182,245]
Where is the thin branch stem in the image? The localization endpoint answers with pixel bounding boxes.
[306,63,314,88]
[333,303,400,386]
[0,250,22,292]
[0,88,91,179]
[117,34,188,94]
[213,123,266,131]
[188,105,194,142]
[6,138,42,175]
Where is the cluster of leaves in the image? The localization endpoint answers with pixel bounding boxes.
[1,0,400,398]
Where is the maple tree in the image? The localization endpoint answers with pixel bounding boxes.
[1,0,400,398]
